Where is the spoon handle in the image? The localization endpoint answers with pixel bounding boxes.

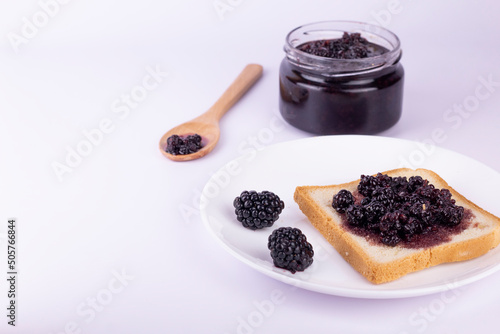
[202,64,263,122]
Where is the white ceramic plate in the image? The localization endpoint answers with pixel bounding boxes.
[200,135,500,299]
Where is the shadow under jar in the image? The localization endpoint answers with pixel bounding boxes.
[279,21,404,135]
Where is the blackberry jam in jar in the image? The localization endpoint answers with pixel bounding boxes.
[279,21,404,135]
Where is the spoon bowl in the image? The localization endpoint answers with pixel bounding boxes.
[159,64,263,161]
[159,121,220,162]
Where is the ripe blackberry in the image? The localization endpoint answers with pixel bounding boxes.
[233,190,285,230]
[297,32,372,59]
[166,134,203,155]
[379,211,407,234]
[332,189,354,213]
[360,197,371,206]
[439,189,453,201]
[408,176,425,192]
[402,217,420,239]
[371,187,395,208]
[391,176,408,193]
[375,173,393,188]
[357,174,378,197]
[434,204,464,227]
[407,201,425,219]
[419,186,441,205]
[268,227,314,274]
[346,204,365,227]
[381,230,401,247]
[364,201,386,224]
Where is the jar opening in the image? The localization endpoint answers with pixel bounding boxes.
[284,20,402,76]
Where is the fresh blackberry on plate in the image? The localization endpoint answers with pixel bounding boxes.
[233,190,285,230]
[332,189,354,213]
[268,227,314,274]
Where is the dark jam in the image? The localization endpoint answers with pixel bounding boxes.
[297,32,387,59]
[279,32,404,135]
[331,173,474,249]
[165,134,203,155]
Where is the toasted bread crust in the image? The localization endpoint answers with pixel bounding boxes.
[294,168,500,284]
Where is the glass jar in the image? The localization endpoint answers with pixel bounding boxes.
[279,21,404,135]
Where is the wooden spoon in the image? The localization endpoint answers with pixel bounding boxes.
[159,64,263,161]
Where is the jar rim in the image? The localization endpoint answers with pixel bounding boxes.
[284,20,402,76]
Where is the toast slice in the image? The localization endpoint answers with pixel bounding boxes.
[294,168,500,284]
